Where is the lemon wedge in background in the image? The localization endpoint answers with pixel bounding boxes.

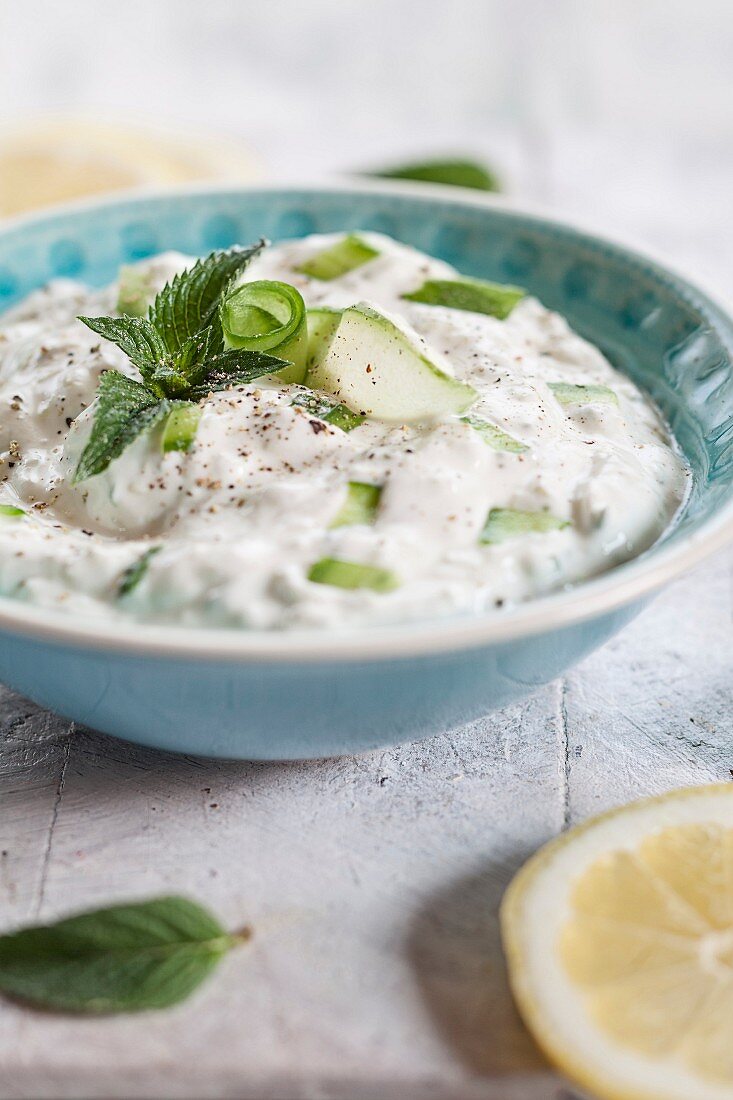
[501,785,733,1100]
[0,117,258,216]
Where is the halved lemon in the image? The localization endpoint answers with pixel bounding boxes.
[0,117,258,216]
[501,785,733,1100]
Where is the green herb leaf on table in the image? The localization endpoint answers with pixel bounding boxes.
[0,896,250,1014]
[73,243,287,482]
[369,158,500,192]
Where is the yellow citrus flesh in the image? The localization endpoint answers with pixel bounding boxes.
[501,786,733,1100]
[0,146,142,215]
[0,119,258,216]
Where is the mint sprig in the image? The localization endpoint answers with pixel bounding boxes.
[149,241,265,355]
[74,242,285,482]
[0,896,250,1014]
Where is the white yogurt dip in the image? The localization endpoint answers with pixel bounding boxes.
[0,233,689,629]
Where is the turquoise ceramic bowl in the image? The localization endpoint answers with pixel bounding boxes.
[0,184,731,759]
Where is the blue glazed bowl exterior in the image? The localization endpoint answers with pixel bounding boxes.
[0,602,642,760]
[0,185,731,759]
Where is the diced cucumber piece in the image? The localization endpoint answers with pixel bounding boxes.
[403,277,525,319]
[296,236,379,281]
[305,306,342,375]
[307,557,399,592]
[480,508,569,545]
[324,405,365,432]
[292,391,338,419]
[462,415,528,453]
[0,504,24,517]
[221,279,308,384]
[307,303,477,423]
[330,482,382,528]
[548,383,618,407]
[117,266,156,318]
[118,546,160,597]
[291,392,365,432]
[162,404,201,453]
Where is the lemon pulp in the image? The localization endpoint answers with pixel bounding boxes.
[561,823,733,1083]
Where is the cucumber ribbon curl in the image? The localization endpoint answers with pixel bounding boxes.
[220,280,308,384]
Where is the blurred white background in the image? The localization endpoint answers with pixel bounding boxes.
[0,0,730,285]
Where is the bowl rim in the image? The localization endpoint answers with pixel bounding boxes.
[0,179,731,663]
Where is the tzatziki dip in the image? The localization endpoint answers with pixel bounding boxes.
[0,232,689,629]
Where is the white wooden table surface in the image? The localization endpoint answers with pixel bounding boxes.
[2,4,733,1097]
[1,551,731,1100]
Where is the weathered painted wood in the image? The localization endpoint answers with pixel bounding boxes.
[0,692,73,924]
[0,688,563,1099]
[564,549,733,823]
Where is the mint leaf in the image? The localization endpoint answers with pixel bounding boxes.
[79,316,203,398]
[369,158,500,192]
[78,316,168,376]
[0,896,249,1013]
[73,372,169,483]
[149,242,266,355]
[118,546,161,597]
[186,348,289,397]
[164,324,235,391]
[175,324,223,376]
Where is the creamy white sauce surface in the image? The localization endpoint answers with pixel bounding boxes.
[0,233,689,629]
